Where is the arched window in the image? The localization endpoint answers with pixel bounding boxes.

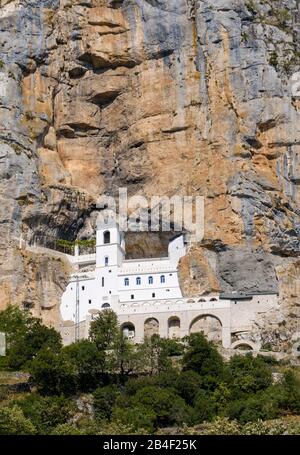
[104,256,109,266]
[136,277,141,285]
[124,278,129,286]
[103,230,110,244]
[148,276,153,285]
[160,275,165,284]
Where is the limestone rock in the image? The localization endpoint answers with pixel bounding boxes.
[0,0,299,344]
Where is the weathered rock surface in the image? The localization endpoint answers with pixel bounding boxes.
[0,0,300,350]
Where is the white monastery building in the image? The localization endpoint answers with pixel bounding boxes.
[59,214,279,351]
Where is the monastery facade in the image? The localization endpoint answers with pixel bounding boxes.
[60,214,279,351]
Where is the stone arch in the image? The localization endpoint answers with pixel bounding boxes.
[187,299,195,304]
[144,317,159,338]
[189,314,222,344]
[121,322,135,341]
[231,340,258,351]
[168,316,181,339]
[198,298,206,302]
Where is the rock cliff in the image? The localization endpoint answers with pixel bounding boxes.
[0,0,299,350]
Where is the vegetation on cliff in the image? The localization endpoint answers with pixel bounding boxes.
[1,307,300,435]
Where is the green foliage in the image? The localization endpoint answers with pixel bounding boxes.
[269,51,279,68]
[182,333,224,389]
[193,390,218,423]
[132,386,193,429]
[93,385,119,421]
[89,310,119,352]
[136,335,180,375]
[13,394,75,434]
[226,354,272,397]
[1,308,300,434]
[0,305,61,371]
[0,305,31,348]
[63,340,105,391]
[112,405,156,433]
[7,320,62,371]
[29,348,77,396]
[175,370,203,405]
[0,405,36,435]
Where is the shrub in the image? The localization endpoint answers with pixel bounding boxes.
[132,386,193,428]
[226,354,272,398]
[0,405,36,435]
[93,385,120,421]
[175,370,203,405]
[112,405,156,433]
[29,348,77,396]
[193,389,216,423]
[182,333,224,389]
[7,321,62,371]
[63,340,105,391]
[13,394,75,434]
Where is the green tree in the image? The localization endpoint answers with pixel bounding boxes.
[89,310,119,352]
[93,385,120,421]
[29,348,77,396]
[0,405,36,435]
[14,394,75,434]
[176,370,203,405]
[63,340,105,391]
[182,333,224,389]
[193,389,216,423]
[132,386,193,428]
[0,305,30,347]
[112,405,156,433]
[136,335,174,375]
[226,354,272,397]
[7,320,62,370]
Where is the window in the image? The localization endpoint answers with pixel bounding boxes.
[124,278,129,286]
[88,299,91,304]
[148,276,153,285]
[104,256,109,266]
[152,293,155,298]
[101,277,104,287]
[136,277,141,285]
[103,230,110,244]
[160,275,165,284]
[81,285,85,291]
[131,295,134,300]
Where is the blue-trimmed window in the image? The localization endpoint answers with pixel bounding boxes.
[160,275,165,284]
[124,278,129,286]
[136,277,141,285]
[104,256,109,266]
[148,276,153,285]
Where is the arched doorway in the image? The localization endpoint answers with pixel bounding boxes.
[231,340,257,351]
[144,318,159,338]
[121,322,135,341]
[190,314,222,344]
[168,317,181,339]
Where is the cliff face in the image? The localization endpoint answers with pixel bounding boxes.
[0,0,299,347]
